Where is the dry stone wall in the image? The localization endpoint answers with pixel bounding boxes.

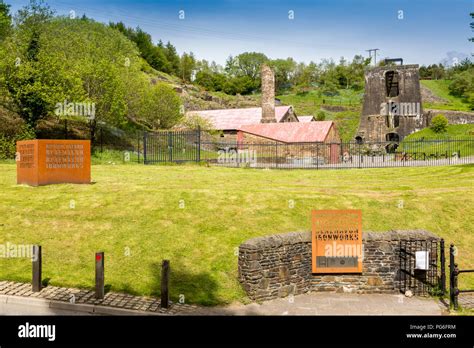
[238,230,439,301]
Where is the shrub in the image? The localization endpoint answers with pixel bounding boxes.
[0,123,36,159]
[430,114,448,133]
[316,110,327,121]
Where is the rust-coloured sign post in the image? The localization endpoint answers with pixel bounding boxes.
[95,252,105,299]
[311,210,363,274]
[16,139,91,186]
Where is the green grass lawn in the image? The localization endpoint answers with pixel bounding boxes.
[0,163,473,305]
[421,80,471,111]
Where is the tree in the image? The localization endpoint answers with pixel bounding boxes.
[449,69,474,98]
[268,58,296,92]
[109,23,173,73]
[0,0,56,126]
[347,55,370,89]
[0,0,11,41]
[126,76,182,130]
[14,0,54,28]
[227,52,268,80]
[164,41,180,75]
[293,62,320,87]
[1,16,140,135]
[179,52,196,82]
[194,70,227,91]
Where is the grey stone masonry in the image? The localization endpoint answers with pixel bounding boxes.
[238,230,439,302]
[260,64,275,123]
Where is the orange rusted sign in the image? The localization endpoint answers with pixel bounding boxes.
[311,210,363,273]
[16,140,91,186]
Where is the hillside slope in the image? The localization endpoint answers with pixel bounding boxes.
[421,80,471,111]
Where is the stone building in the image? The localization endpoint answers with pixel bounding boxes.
[237,121,342,164]
[186,105,298,141]
[356,64,431,143]
[185,64,298,141]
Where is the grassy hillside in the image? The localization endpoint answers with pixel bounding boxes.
[400,124,474,155]
[276,89,362,141]
[404,124,474,140]
[421,80,471,111]
[0,163,473,305]
[277,89,362,116]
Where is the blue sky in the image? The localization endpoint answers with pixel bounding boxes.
[9,0,474,66]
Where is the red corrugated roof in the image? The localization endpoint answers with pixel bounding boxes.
[186,106,292,130]
[239,121,334,143]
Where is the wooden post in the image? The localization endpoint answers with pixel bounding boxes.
[32,245,42,292]
[161,260,170,309]
[95,252,104,299]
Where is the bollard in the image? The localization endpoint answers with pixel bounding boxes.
[453,264,459,311]
[440,239,446,296]
[32,245,42,292]
[449,244,456,309]
[95,252,104,299]
[161,260,170,309]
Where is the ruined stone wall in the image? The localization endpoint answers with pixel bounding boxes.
[425,109,474,125]
[238,230,438,302]
[358,65,427,142]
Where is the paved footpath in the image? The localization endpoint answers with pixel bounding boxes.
[0,281,449,316]
[190,293,447,316]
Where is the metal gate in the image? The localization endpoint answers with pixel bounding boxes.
[399,239,443,296]
[143,129,200,164]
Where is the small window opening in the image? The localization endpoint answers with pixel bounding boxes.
[385,71,399,97]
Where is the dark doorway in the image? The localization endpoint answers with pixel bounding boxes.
[385,133,400,153]
[386,132,400,142]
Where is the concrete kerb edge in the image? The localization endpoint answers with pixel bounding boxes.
[0,294,164,316]
[3,294,50,307]
[92,305,164,316]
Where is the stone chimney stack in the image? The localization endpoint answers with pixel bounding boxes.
[261,64,275,123]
